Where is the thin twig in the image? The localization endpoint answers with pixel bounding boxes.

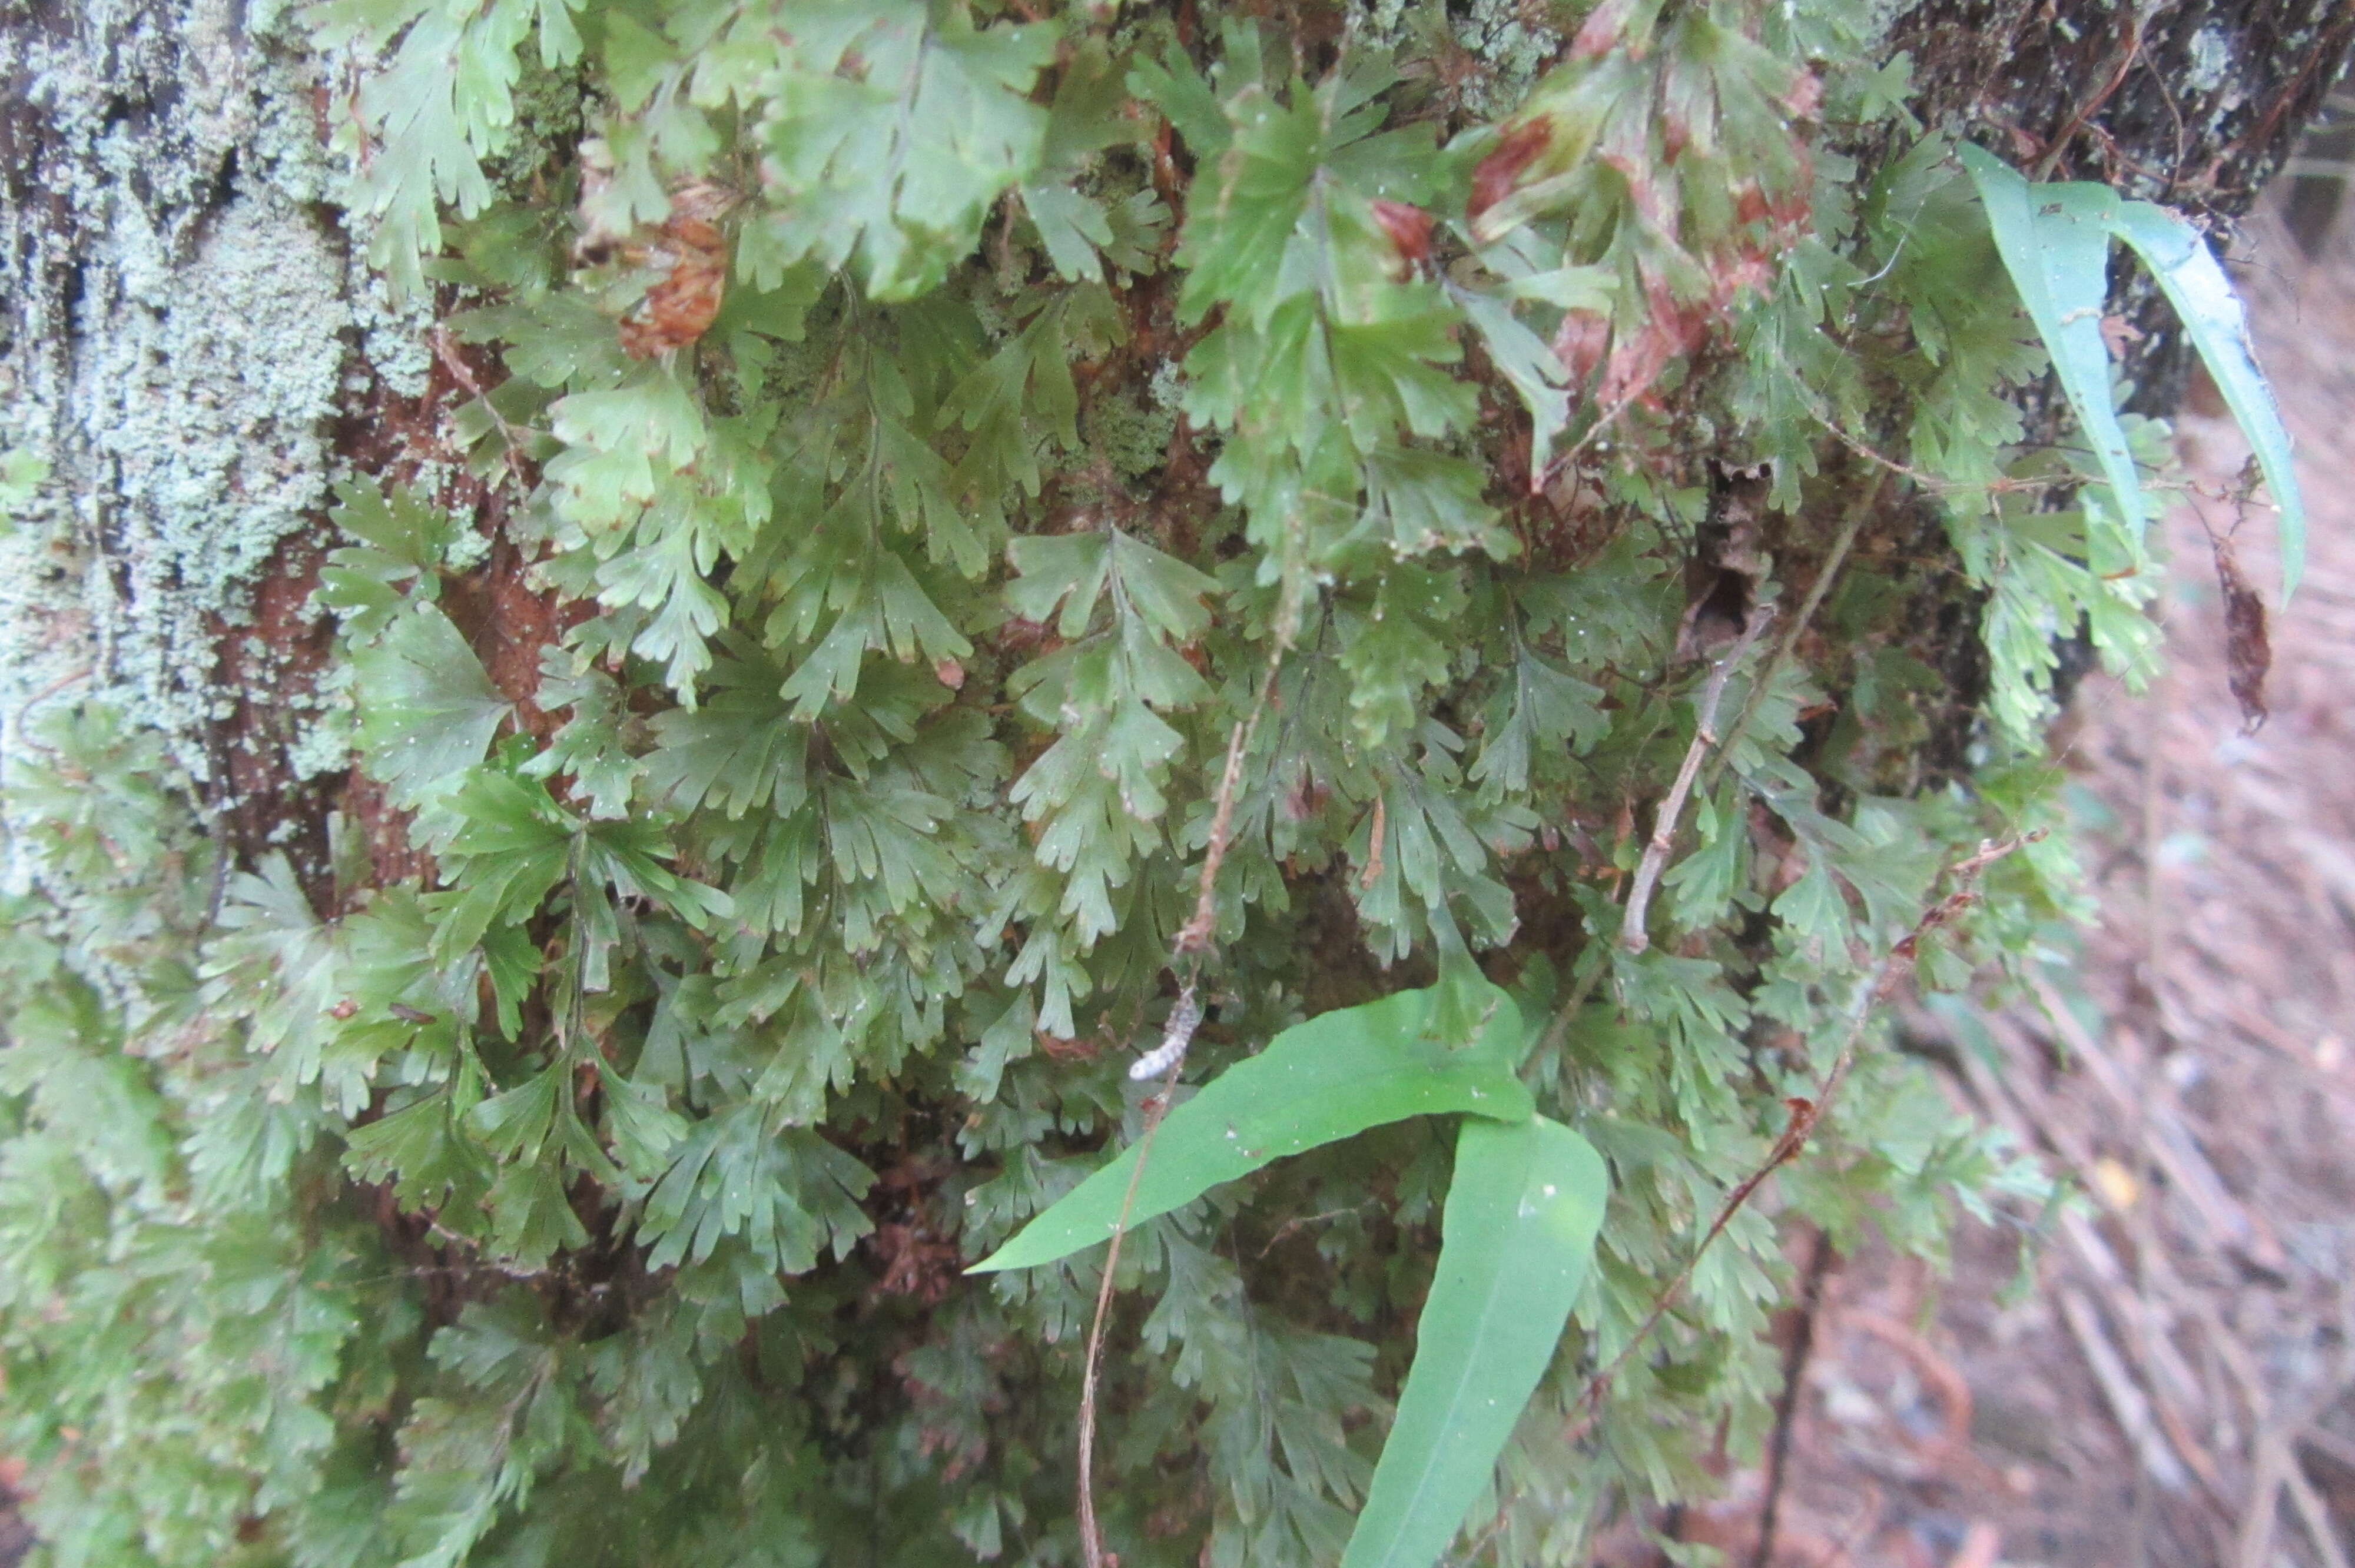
[1620,606,1775,954]
[1177,656,1284,953]
[1751,1228,1836,1568]
[2286,1454,2355,1568]
[6,663,94,760]
[1804,398,2081,501]
[1945,1011,2225,1499]
[2060,1287,2192,1492]
[1075,1037,1187,1568]
[1462,835,2034,1565]
[2213,1313,2355,1568]
[1569,833,2035,1433]
[1075,652,1283,1568]
[2032,5,2149,181]
[1538,381,1656,489]
[1562,980,1870,1436]
[431,324,533,473]
[1531,954,1609,1072]
[1703,473,1891,800]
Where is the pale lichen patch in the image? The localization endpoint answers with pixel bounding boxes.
[0,0,429,845]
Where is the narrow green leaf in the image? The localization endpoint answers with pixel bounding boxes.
[1956,144,2145,539]
[1341,1114,1607,1568]
[1961,145,2306,597]
[967,983,1533,1274]
[2104,200,2307,597]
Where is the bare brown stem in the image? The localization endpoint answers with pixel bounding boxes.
[1076,651,1283,1568]
[1573,831,2035,1431]
[1620,607,1774,954]
[1751,1227,1836,1568]
[1461,833,2034,1564]
[1075,1044,1186,1568]
[1177,656,1283,953]
[1702,473,1890,801]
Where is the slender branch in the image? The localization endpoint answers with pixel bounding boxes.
[1563,1022,1850,1434]
[1751,1228,1837,1568]
[1703,471,1890,801]
[1075,1026,1188,1568]
[431,324,533,471]
[2032,5,2148,181]
[1566,831,2035,1438]
[6,663,94,760]
[1177,655,1283,954]
[1619,607,1774,954]
[1538,381,1654,487]
[1531,954,1610,1074]
[1076,651,1282,1568]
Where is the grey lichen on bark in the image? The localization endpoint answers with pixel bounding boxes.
[0,0,394,876]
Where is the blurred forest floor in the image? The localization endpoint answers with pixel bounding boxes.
[1623,193,2355,1568]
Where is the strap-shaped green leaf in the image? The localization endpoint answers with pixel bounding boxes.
[966,984,1533,1274]
[1961,144,2307,599]
[2104,200,2308,598]
[1957,145,2145,539]
[1341,1114,1607,1568]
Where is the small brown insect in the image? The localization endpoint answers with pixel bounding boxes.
[2211,530,2271,733]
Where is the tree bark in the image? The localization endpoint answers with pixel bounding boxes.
[1,0,419,885]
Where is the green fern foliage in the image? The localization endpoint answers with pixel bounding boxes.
[0,1,2306,1565]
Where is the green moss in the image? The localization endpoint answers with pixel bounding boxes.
[1081,381,1178,483]
[486,57,591,192]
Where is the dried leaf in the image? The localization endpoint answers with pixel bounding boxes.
[2212,536,2270,733]
[617,185,736,358]
[1467,120,1551,229]
[1371,200,1435,271]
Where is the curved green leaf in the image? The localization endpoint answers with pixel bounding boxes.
[2104,200,2307,599]
[1341,1114,1608,1568]
[1962,145,2306,600]
[967,983,1533,1274]
[1958,144,2145,540]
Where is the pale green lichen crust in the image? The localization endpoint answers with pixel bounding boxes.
[0,0,424,855]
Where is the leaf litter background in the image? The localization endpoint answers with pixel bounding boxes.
[4,168,2355,1568]
[1588,198,2355,1567]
